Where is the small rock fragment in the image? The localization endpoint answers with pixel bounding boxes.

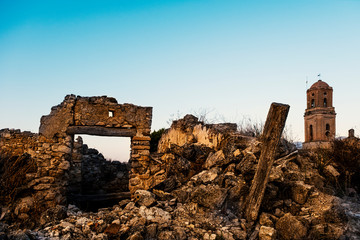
[259,226,276,240]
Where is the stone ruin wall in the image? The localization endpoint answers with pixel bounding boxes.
[139,115,248,194]
[39,95,153,194]
[40,95,152,138]
[0,129,71,220]
[0,95,153,220]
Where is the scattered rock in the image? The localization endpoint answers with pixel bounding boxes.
[146,223,157,238]
[128,231,144,240]
[134,190,156,207]
[39,205,67,225]
[14,197,33,216]
[259,226,276,240]
[259,213,274,227]
[276,213,308,240]
[269,166,284,182]
[139,206,171,223]
[204,150,226,169]
[8,230,30,240]
[203,232,217,240]
[291,181,313,205]
[191,169,219,184]
[190,184,227,209]
[158,231,176,240]
[324,165,340,179]
[104,223,120,235]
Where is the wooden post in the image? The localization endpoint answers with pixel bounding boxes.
[244,102,290,222]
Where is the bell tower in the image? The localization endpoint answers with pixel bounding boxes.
[303,79,336,149]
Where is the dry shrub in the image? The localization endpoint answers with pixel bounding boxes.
[331,139,360,191]
[0,153,37,204]
[150,128,166,153]
[238,117,264,137]
[311,139,360,193]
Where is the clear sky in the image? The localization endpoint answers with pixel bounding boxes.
[1,0,359,160]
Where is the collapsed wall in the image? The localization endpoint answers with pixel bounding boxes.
[149,115,247,190]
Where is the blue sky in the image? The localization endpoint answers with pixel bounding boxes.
[1,0,359,160]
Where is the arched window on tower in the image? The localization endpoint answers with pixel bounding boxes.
[310,125,313,141]
[311,99,315,108]
[324,98,327,107]
[325,124,330,138]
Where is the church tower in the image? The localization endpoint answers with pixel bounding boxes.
[303,80,336,149]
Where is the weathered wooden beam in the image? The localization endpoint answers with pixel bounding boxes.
[66,126,136,137]
[244,102,290,222]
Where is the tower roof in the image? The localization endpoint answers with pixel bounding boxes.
[309,80,332,90]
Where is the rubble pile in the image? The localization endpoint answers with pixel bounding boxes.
[0,115,359,239]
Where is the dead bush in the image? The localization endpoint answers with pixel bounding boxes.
[311,139,360,194]
[0,153,37,204]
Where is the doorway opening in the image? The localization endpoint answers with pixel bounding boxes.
[76,135,131,162]
[73,135,131,211]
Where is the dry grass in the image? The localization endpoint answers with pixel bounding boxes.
[0,153,37,204]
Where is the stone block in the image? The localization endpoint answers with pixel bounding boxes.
[324,165,340,179]
[132,145,151,150]
[276,213,308,240]
[259,226,276,240]
[204,150,227,169]
[259,213,274,227]
[58,161,70,170]
[190,184,227,209]
[33,183,51,190]
[134,190,156,207]
[139,206,171,223]
[133,136,151,141]
[138,173,150,179]
[132,140,150,146]
[291,181,313,204]
[130,177,141,186]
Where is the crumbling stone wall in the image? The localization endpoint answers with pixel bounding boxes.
[0,129,71,224]
[39,95,152,138]
[39,95,152,194]
[158,114,238,153]
[141,115,249,192]
[0,95,153,225]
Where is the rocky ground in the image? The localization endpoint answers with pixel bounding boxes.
[1,169,359,240]
[1,115,360,239]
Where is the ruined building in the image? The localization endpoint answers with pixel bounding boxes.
[303,80,336,149]
[39,95,153,194]
[2,95,360,239]
[0,95,153,214]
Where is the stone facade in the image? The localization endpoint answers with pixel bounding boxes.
[303,80,336,149]
[39,95,152,194]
